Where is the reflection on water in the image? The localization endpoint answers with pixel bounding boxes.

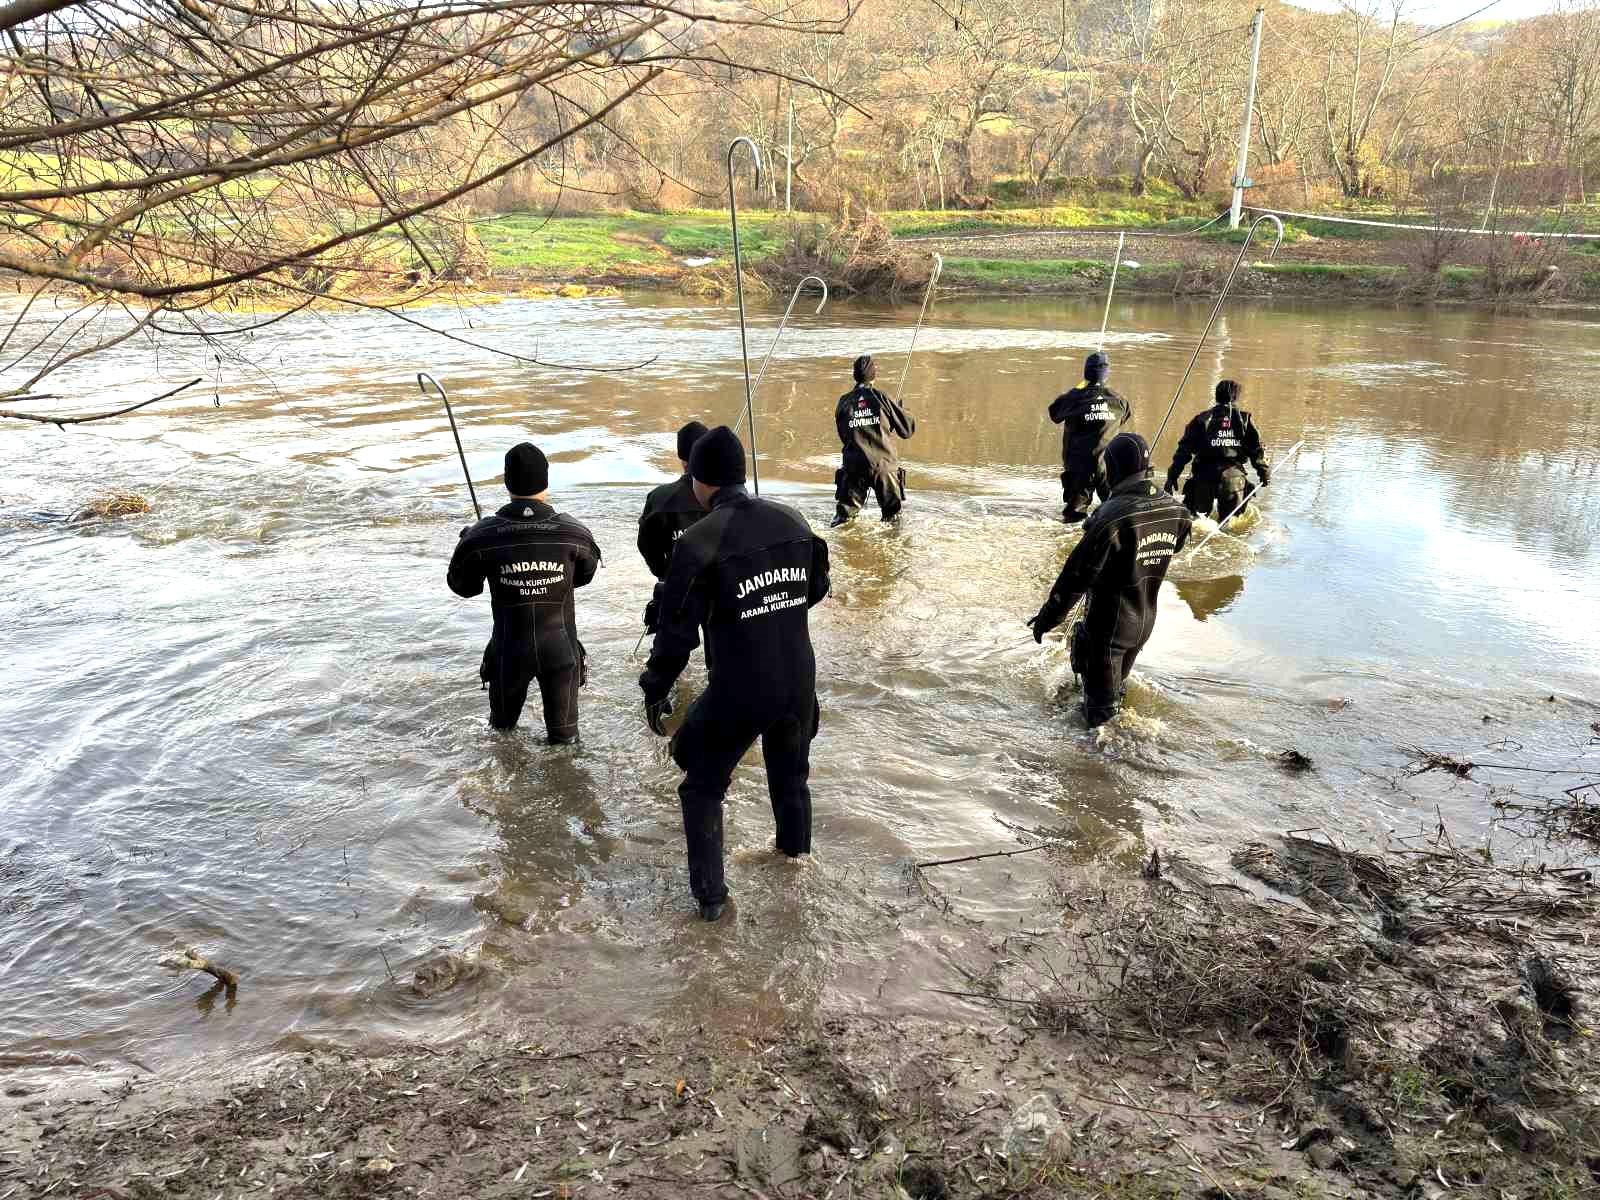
[1174,574,1246,622]
[2,291,1598,1072]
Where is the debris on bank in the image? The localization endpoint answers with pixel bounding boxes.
[8,829,1593,1199]
[68,491,150,522]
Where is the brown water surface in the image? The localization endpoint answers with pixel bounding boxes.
[2,293,1597,1070]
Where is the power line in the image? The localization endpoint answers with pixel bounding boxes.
[1397,0,1506,49]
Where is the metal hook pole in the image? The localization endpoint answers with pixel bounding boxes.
[1149,214,1283,456]
[893,253,943,406]
[1098,232,1125,351]
[727,136,763,494]
[734,274,827,436]
[1187,439,1305,556]
[418,371,480,521]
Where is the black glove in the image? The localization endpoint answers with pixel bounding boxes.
[1163,474,1179,495]
[640,671,673,736]
[1257,466,1271,487]
[1027,596,1068,643]
[645,695,673,736]
[643,597,660,633]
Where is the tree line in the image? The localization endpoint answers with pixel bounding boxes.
[501,0,1600,216]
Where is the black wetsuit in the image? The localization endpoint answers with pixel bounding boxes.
[1165,403,1269,520]
[448,499,600,740]
[640,485,831,905]
[834,384,915,521]
[638,473,708,631]
[1036,473,1192,726]
[638,474,706,580]
[1048,383,1132,524]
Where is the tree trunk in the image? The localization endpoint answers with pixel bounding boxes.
[1132,145,1154,196]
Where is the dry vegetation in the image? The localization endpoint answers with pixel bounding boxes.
[8,730,1596,1199]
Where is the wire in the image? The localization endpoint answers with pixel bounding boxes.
[1397,0,1506,49]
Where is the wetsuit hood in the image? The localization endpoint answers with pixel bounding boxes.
[1103,431,1152,488]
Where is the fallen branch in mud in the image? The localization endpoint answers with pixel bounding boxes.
[158,946,240,990]
[1400,744,1476,777]
[1493,780,1600,847]
[915,843,1052,869]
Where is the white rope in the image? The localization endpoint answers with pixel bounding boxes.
[1246,205,1597,240]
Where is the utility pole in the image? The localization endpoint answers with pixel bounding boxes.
[1229,6,1265,230]
[785,97,794,213]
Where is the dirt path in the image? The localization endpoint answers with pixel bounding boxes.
[895,227,1401,268]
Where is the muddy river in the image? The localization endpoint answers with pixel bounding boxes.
[2,292,1597,1072]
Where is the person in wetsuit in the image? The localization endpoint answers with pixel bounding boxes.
[1164,379,1270,521]
[1049,351,1132,525]
[448,442,601,743]
[1027,432,1192,728]
[832,354,915,526]
[639,426,831,921]
[637,419,709,632]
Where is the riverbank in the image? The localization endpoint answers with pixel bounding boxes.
[470,208,1600,306]
[6,815,1594,1199]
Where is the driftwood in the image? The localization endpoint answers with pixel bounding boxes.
[159,946,240,989]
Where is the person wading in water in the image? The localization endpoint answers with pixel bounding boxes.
[639,426,831,921]
[1164,379,1271,521]
[832,354,916,526]
[637,419,709,634]
[1049,351,1131,525]
[448,443,600,743]
[1027,432,1192,728]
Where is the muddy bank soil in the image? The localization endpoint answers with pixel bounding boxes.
[4,822,1595,1200]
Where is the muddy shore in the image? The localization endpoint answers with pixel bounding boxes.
[5,812,1595,1200]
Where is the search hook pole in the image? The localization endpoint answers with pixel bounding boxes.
[418,371,480,521]
[727,135,763,494]
[1187,439,1305,557]
[734,274,827,436]
[1098,232,1125,351]
[893,252,943,406]
[1149,213,1284,457]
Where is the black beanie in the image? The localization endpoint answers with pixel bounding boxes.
[676,420,709,463]
[853,354,876,384]
[688,425,746,487]
[1103,431,1150,487]
[1085,352,1109,383]
[1214,379,1241,406]
[504,442,548,495]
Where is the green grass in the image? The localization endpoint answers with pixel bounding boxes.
[1256,262,1400,279]
[472,209,814,271]
[941,256,1105,285]
[883,201,1211,238]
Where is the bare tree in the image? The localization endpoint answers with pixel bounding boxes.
[0,0,853,418]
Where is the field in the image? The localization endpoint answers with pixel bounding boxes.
[462,199,1600,303]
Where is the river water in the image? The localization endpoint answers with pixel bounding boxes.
[2,292,1597,1072]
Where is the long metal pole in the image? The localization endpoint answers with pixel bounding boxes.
[1229,7,1266,231]
[418,372,480,520]
[893,253,944,405]
[727,136,763,494]
[734,274,828,435]
[1188,440,1305,556]
[1098,232,1126,350]
[1150,213,1283,456]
